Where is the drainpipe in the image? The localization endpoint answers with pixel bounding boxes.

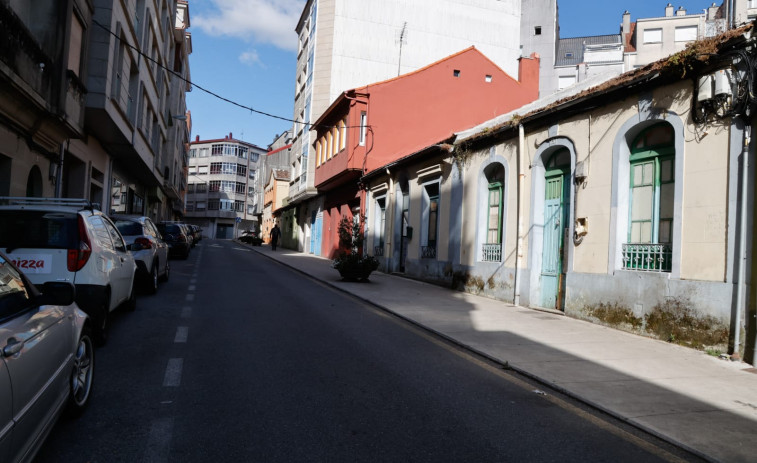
[514,124,525,306]
[55,142,66,198]
[386,168,394,268]
[734,122,751,359]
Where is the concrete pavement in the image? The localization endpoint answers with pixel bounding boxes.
[245,242,757,462]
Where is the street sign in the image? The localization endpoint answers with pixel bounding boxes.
[235,217,241,223]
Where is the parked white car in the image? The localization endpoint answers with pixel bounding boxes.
[112,215,170,294]
[0,197,137,345]
[0,249,94,463]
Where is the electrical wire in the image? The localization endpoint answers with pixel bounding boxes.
[92,18,358,131]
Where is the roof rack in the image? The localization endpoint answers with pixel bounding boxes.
[0,197,101,211]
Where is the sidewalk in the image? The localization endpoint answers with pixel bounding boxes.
[249,244,757,462]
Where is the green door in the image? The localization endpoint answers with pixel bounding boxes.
[541,150,570,309]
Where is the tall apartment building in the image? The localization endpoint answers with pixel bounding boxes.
[88,0,192,220]
[0,1,192,221]
[186,135,266,239]
[286,0,557,253]
[0,1,91,198]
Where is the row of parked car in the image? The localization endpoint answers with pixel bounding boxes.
[0,196,201,463]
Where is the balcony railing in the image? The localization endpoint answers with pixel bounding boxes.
[622,243,672,273]
[374,246,384,257]
[482,243,502,262]
[421,246,436,259]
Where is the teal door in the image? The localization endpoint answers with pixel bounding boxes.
[541,167,570,309]
[313,214,322,256]
[309,211,317,253]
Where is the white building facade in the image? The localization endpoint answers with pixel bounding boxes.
[186,135,265,239]
[287,0,557,254]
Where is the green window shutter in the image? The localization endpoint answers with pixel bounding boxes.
[487,183,503,244]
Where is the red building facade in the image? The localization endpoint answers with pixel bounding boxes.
[312,47,540,258]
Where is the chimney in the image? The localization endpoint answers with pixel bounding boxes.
[517,53,540,101]
[195,135,199,142]
[229,132,233,139]
[622,10,631,37]
[665,3,674,17]
[707,3,719,20]
[676,6,686,16]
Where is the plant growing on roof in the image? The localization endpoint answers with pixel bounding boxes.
[332,214,379,281]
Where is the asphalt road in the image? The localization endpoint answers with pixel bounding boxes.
[35,239,700,462]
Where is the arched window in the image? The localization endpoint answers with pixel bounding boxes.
[624,123,674,272]
[483,163,505,261]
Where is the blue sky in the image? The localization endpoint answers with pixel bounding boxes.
[186,0,720,149]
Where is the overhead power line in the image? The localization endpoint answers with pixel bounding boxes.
[91,18,358,131]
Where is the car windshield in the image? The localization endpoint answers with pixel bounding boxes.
[0,210,79,251]
[158,224,182,234]
[115,220,143,236]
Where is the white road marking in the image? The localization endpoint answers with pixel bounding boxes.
[185,294,194,302]
[188,285,196,291]
[163,358,183,387]
[181,306,192,318]
[174,326,188,343]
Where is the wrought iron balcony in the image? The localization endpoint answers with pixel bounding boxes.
[374,246,384,257]
[622,243,672,273]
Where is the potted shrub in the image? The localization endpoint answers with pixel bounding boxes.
[332,215,379,281]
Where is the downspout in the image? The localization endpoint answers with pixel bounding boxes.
[386,168,394,268]
[55,141,66,198]
[734,122,751,359]
[514,124,525,306]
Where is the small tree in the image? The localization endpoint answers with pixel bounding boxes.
[332,214,379,280]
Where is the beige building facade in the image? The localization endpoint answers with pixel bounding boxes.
[361,26,757,361]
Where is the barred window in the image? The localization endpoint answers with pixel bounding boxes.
[624,123,674,272]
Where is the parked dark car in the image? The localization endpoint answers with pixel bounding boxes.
[157,222,191,259]
[189,224,202,243]
[239,230,263,246]
[182,223,198,247]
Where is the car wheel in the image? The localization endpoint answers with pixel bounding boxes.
[160,262,170,282]
[124,278,137,312]
[66,326,94,417]
[94,298,109,347]
[146,262,158,294]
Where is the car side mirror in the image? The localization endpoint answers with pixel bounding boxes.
[37,282,76,306]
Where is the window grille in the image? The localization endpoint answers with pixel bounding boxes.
[421,246,436,259]
[622,243,671,272]
[482,243,501,262]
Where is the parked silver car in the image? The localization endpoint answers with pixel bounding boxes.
[112,215,170,294]
[0,250,94,463]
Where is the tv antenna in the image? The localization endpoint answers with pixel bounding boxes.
[397,22,408,76]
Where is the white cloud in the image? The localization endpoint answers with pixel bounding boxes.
[193,0,305,52]
[239,49,265,67]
